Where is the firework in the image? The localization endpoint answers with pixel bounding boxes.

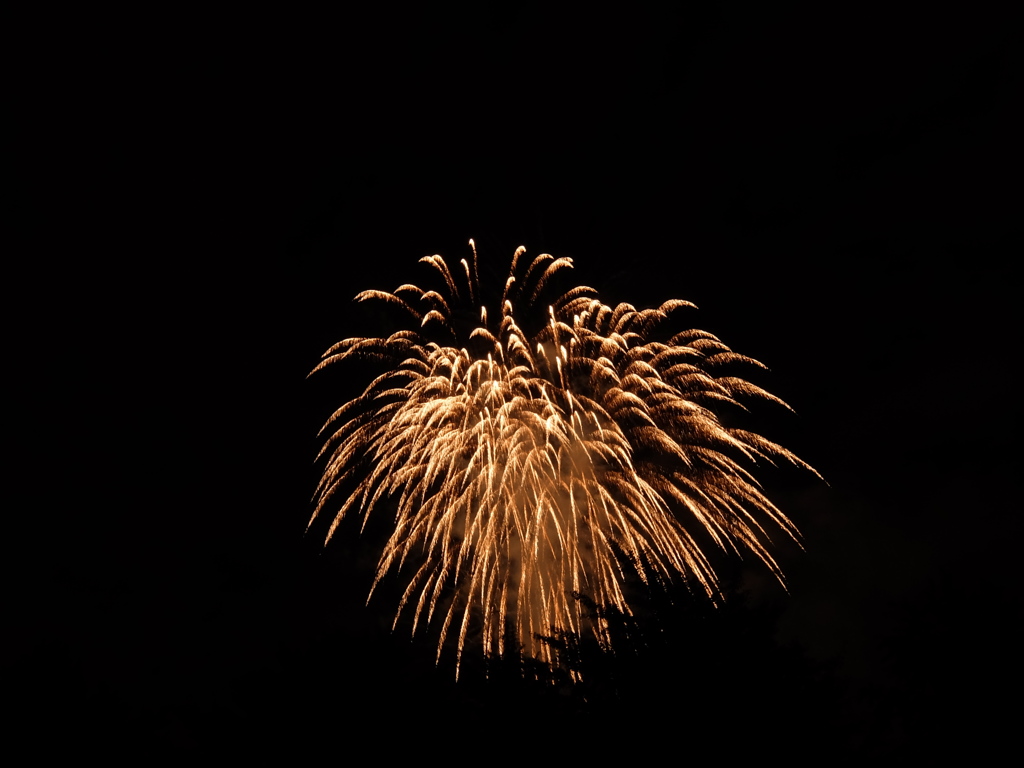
[309,241,818,676]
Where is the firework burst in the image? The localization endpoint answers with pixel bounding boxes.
[309,241,818,676]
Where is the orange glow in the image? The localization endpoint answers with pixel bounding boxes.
[310,241,818,677]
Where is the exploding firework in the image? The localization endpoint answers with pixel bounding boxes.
[309,241,818,676]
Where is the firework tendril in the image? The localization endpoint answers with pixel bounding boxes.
[309,241,818,676]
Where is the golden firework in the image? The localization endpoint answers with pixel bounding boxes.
[309,241,817,676]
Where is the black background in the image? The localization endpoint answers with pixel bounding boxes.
[13,4,1019,758]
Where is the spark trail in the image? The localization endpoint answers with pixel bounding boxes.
[309,241,818,676]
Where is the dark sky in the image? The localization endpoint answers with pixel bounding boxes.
[14,5,1019,758]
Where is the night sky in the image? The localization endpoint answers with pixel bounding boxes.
[14,5,1019,758]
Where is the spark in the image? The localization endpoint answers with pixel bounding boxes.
[309,241,819,677]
